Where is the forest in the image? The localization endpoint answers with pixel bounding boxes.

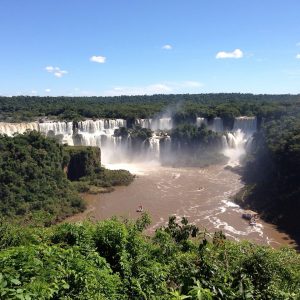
[235,115,300,244]
[0,132,133,225]
[0,94,299,122]
[0,94,300,298]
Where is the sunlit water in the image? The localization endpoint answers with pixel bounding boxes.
[67,162,296,248]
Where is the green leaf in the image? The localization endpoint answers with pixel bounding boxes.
[11,278,21,285]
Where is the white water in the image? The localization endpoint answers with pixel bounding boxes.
[135,117,172,131]
[0,122,39,136]
[211,117,224,132]
[222,117,257,166]
[196,117,208,127]
[0,116,256,166]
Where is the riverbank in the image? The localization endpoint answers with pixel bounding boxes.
[234,184,300,250]
[66,163,297,249]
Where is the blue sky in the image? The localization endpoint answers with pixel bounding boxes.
[1,0,300,96]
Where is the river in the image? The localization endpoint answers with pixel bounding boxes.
[66,162,296,249]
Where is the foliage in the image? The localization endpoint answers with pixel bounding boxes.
[0,94,299,122]
[0,132,85,225]
[162,124,227,167]
[238,116,300,241]
[0,216,299,299]
[64,146,101,181]
[0,133,134,224]
[64,145,134,192]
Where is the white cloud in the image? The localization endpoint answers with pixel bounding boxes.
[90,55,106,63]
[45,66,54,72]
[162,44,172,50]
[54,70,67,78]
[31,90,37,95]
[297,42,300,46]
[103,81,203,96]
[216,49,244,59]
[296,54,300,59]
[45,89,51,93]
[45,66,68,78]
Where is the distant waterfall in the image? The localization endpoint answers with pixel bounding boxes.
[233,116,257,134]
[0,116,257,166]
[222,117,257,166]
[211,117,224,132]
[0,119,161,164]
[135,117,172,131]
[135,118,152,129]
[0,122,39,136]
[196,117,208,127]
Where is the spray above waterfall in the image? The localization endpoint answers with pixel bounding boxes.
[0,116,257,166]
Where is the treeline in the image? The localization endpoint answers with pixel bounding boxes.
[236,116,300,243]
[1,94,299,122]
[0,215,299,299]
[0,132,133,225]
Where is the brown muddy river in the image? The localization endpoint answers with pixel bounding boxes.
[67,163,296,248]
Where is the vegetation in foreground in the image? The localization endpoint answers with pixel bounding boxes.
[0,132,134,225]
[0,215,299,300]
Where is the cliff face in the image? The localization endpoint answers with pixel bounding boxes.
[64,146,101,181]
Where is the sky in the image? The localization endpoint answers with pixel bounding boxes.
[1,0,300,96]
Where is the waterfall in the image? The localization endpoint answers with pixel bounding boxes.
[0,122,39,136]
[196,117,208,127]
[233,116,257,133]
[223,117,257,166]
[135,118,152,129]
[135,118,172,131]
[148,134,161,160]
[0,116,257,167]
[211,117,224,132]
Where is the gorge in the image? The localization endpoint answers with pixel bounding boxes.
[0,115,295,248]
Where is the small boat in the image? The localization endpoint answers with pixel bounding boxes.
[242,210,258,220]
[136,205,143,212]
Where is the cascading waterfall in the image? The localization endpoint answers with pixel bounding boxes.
[232,116,257,134]
[0,116,257,166]
[223,117,257,166]
[211,117,224,132]
[135,118,152,129]
[0,119,161,164]
[0,122,39,136]
[135,117,172,131]
[196,117,208,127]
